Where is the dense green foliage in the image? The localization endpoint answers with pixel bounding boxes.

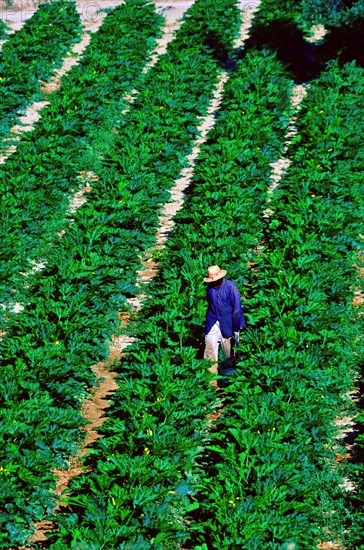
[0,0,363,546]
[0,0,164,304]
[265,62,364,547]
[181,58,364,547]
[302,0,364,25]
[0,19,7,39]
[0,1,82,141]
[0,0,164,545]
[48,3,363,548]
[45,46,294,548]
[259,0,364,25]
[0,0,241,546]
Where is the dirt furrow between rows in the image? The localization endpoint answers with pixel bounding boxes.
[262,26,327,218]
[208,81,309,426]
[65,0,195,215]
[56,0,196,454]
[0,18,22,52]
[0,0,31,52]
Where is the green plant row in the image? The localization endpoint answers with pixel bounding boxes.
[182,61,364,546]
[248,0,364,29]
[248,0,300,25]
[43,48,294,548]
[0,1,243,546]
[0,0,164,305]
[48,56,364,550]
[0,0,164,546]
[249,60,364,548]
[0,0,82,142]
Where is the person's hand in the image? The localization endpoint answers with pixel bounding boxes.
[233,331,240,345]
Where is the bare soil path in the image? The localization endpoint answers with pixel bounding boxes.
[2,0,192,314]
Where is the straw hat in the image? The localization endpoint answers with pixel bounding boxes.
[203,265,227,283]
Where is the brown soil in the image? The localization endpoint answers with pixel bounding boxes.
[263,83,308,218]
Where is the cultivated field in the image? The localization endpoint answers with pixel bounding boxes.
[0,0,363,548]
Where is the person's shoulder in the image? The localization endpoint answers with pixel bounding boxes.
[225,279,240,293]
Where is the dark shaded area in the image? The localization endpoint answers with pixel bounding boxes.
[241,16,320,82]
[226,11,364,83]
[341,0,360,8]
[204,30,234,66]
[318,13,364,66]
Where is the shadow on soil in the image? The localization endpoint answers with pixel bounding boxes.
[230,12,364,82]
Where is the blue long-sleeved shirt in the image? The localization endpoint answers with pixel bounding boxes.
[204,278,247,337]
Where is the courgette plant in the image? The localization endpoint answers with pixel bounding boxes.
[0,0,164,304]
[45,33,296,550]
[0,0,82,143]
[0,0,164,545]
[48,17,364,550]
[0,0,242,545]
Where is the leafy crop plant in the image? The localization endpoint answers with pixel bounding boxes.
[0,0,82,143]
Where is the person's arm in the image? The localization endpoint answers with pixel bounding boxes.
[240,304,247,330]
[230,284,247,344]
[230,284,242,334]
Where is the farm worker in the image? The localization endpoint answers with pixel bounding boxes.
[203,265,246,375]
